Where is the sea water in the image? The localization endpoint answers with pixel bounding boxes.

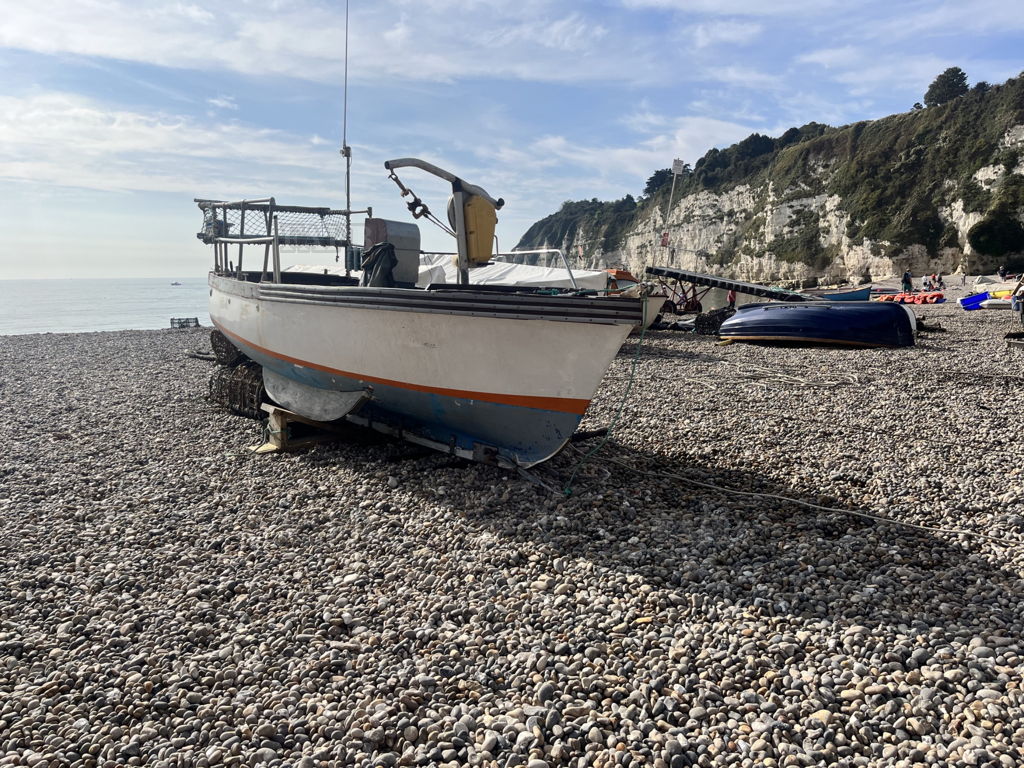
[0,277,212,335]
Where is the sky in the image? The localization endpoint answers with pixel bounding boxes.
[0,0,1021,279]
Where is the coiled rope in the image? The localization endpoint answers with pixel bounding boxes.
[581,446,1023,550]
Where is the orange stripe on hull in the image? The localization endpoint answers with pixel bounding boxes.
[215,322,591,415]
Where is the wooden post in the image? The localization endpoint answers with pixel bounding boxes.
[251,404,355,453]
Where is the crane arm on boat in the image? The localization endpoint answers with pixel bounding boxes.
[384,157,504,209]
[384,158,506,284]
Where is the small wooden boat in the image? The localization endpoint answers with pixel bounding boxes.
[805,285,872,301]
[718,301,915,348]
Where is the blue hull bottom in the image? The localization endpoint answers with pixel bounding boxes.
[230,335,583,466]
[719,301,915,348]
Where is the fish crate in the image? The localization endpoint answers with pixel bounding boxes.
[170,317,200,328]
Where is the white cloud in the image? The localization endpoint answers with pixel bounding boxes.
[621,108,671,134]
[206,95,237,110]
[875,0,1024,38]
[0,1,661,86]
[501,11,608,53]
[691,20,762,48]
[479,114,756,211]
[621,0,842,16]
[0,92,341,197]
[0,89,759,259]
[173,2,215,24]
[797,46,862,69]
[794,51,954,99]
[705,65,782,89]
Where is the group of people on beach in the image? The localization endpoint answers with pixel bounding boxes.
[902,270,945,293]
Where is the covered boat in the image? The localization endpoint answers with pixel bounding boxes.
[718,301,916,348]
[417,255,663,328]
[416,252,610,291]
[198,158,646,467]
[980,298,1013,310]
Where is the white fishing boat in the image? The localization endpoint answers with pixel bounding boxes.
[198,159,645,467]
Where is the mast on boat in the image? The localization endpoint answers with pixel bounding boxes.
[341,0,352,275]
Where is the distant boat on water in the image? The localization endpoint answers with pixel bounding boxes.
[170,281,182,286]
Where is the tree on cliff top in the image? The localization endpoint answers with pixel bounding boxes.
[924,67,969,107]
[643,169,672,196]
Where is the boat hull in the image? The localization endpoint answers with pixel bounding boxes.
[814,286,872,301]
[209,274,641,466]
[980,298,1013,310]
[718,301,915,348]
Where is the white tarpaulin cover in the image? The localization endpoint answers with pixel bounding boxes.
[972,276,1019,292]
[417,254,609,290]
[284,260,611,291]
[284,264,347,274]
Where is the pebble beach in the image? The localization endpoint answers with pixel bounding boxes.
[2,288,1024,768]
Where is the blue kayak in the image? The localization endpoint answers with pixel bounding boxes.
[958,292,989,310]
[719,301,915,348]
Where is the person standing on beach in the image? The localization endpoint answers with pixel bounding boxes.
[727,289,736,309]
[902,270,913,293]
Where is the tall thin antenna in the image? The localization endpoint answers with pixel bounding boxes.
[341,0,352,270]
[342,0,349,154]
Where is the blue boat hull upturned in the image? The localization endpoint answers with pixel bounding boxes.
[719,301,915,348]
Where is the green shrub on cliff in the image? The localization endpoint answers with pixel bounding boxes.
[517,195,639,257]
[968,215,1024,256]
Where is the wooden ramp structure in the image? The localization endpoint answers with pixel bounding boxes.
[645,266,810,302]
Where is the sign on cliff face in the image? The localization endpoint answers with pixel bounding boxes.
[660,231,670,247]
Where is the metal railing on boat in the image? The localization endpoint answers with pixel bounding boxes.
[196,197,369,283]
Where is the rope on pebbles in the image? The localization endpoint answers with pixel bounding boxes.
[556,444,1023,550]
